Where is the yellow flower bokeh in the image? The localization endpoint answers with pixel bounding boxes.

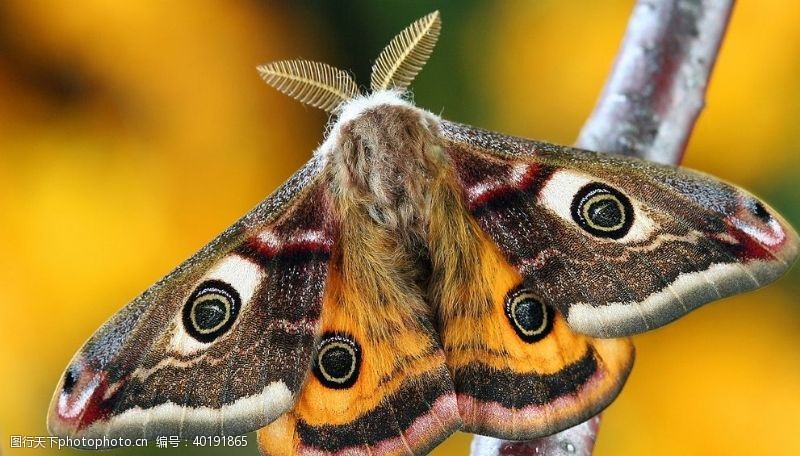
[1,2,798,455]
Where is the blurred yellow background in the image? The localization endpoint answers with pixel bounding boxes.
[1,1,798,455]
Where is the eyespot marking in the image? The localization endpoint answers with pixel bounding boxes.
[62,369,77,394]
[571,183,634,239]
[182,280,241,343]
[750,200,772,223]
[313,333,361,389]
[504,287,554,343]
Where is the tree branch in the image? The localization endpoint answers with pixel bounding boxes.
[470,0,734,454]
[577,0,734,164]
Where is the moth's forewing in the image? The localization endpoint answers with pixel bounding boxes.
[48,157,337,444]
[441,120,799,338]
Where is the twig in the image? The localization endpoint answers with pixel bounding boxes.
[470,416,601,456]
[470,0,734,454]
[577,0,734,164]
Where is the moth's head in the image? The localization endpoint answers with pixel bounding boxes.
[256,11,440,117]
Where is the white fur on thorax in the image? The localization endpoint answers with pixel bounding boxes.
[314,90,421,159]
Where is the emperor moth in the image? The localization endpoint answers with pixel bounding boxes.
[48,11,798,455]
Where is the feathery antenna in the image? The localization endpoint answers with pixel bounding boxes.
[257,60,359,113]
[370,11,441,92]
[259,12,441,112]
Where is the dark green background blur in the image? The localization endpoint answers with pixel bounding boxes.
[1,1,799,455]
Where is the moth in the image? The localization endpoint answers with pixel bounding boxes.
[49,11,798,455]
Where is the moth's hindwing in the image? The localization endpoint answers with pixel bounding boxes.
[441,120,799,338]
[258,194,462,455]
[426,172,633,439]
[451,237,633,438]
[48,157,337,444]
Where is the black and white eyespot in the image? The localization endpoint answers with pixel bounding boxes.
[504,287,554,343]
[313,332,361,389]
[539,171,657,243]
[182,280,241,343]
[570,183,634,239]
